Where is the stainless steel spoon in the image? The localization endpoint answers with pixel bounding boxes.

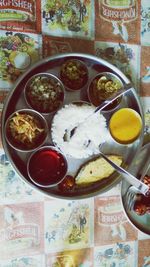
[99,150,149,196]
[64,86,132,141]
[125,146,150,210]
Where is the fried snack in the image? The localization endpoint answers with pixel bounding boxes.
[75,155,123,185]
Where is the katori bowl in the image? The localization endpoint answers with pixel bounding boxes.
[24,73,65,114]
[88,72,123,111]
[27,145,68,188]
[121,143,150,235]
[60,59,88,91]
[5,108,48,152]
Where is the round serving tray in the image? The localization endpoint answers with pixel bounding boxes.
[121,143,150,235]
[1,53,144,199]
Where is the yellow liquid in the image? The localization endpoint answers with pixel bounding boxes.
[109,108,143,144]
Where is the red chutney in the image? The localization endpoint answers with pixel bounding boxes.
[28,148,67,187]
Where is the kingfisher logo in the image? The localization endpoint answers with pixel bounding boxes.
[98,210,126,225]
[0,0,33,13]
[0,224,39,244]
[99,0,137,22]
[0,0,35,21]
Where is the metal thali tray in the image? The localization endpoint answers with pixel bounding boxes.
[121,143,150,235]
[1,53,144,199]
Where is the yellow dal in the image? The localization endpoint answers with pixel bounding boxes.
[109,108,143,144]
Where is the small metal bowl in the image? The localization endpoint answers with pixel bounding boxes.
[27,145,68,188]
[5,109,48,152]
[88,72,123,111]
[108,108,143,145]
[24,73,65,115]
[121,143,150,234]
[60,59,88,91]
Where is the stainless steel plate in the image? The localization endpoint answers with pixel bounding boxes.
[121,143,150,235]
[1,53,144,199]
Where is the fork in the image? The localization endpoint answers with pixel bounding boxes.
[99,150,150,211]
[125,156,150,211]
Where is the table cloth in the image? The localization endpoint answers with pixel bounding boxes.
[0,0,150,266]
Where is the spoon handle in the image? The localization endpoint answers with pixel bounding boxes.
[66,86,134,140]
[79,87,133,127]
[94,86,132,113]
[99,151,149,196]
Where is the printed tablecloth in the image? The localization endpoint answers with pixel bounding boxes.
[0,1,150,266]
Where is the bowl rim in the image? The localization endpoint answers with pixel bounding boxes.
[88,71,124,111]
[1,53,145,199]
[121,142,150,234]
[59,58,89,91]
[108,107,143,145]
[27,145,68,188]
[24,72,65,115]
[5,108,48,152]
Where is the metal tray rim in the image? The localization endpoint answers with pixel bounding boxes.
[1,53,145,199]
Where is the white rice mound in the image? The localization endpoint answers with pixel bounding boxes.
[51,103,109,159]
